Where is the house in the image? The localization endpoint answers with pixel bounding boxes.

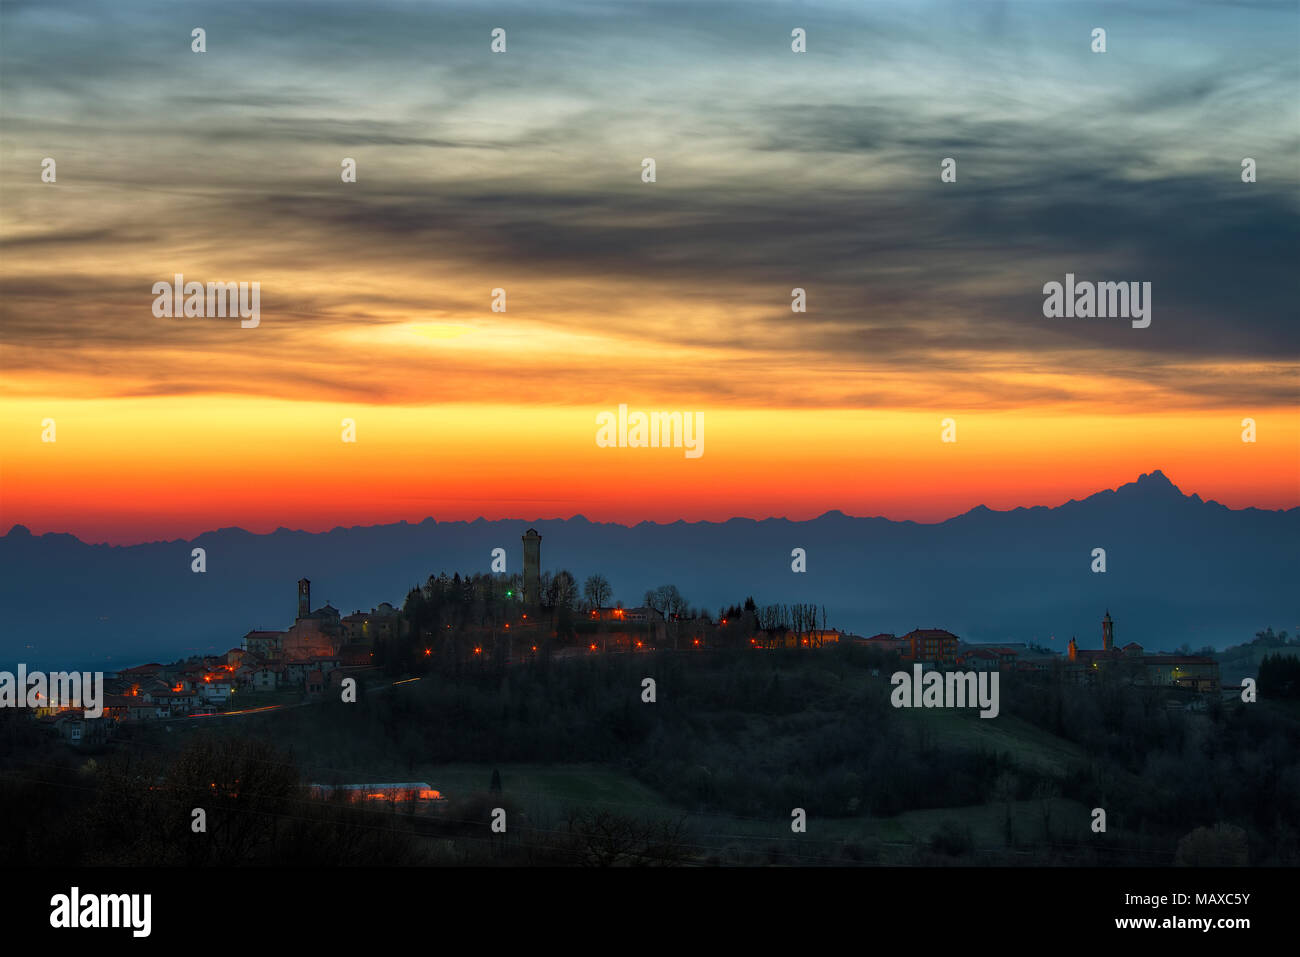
[284,657,338,687]
[179,663,208,685]
[754,628,843,649]
[340,603,405,644]
[310,655,341,677]
[901,629,960,666]
[119,700,158,721]
[306,670,325,696]
[621,606,665,623]
[308,783,445,804]
[244,630,285,659]
[152,690,200,717]
[855,633,910,655]
[963,645,1019,669]
[284,659,314,687]
[1142,655,1220,693]
[198,678,232,704]
[114,675,165,702]
[805,629,844,647]
[961,648,1000,670]
[101,694,137,721]
[233,653,267,688]
[116,663,165,681]
[53,712,107,747]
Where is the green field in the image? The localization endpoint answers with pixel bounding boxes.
[391,761,1109,864]
[895,706,1089,777]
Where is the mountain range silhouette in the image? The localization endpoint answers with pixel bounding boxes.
[3,470,1294,667]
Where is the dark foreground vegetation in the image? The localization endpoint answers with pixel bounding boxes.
[2,642,1297,865]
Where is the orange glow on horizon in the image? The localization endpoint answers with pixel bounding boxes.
[0,397,1295,543]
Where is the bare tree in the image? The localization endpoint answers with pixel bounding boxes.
[565,809,691,866]
[666,587,689,650]
[643,587,666,616]
[547,570,578,635]
[583,574,612,610]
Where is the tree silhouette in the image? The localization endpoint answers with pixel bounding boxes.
[583,574,612,610]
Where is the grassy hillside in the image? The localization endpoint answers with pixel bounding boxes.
[90,643,1298,865]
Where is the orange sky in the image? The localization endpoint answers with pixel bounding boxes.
[2,397,1295,544]
[2,1,1297,544]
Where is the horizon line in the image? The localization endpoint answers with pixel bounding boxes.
[5,468,1296,548]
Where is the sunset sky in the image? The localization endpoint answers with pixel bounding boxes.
[2,0,1297,545]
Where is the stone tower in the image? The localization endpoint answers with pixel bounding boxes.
[298,578,311,620]
[522,528,541,608]
[1102,610,1114,652]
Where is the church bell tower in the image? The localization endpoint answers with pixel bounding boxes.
[522,529,541,609]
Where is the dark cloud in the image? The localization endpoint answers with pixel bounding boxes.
[1,0,1296,409]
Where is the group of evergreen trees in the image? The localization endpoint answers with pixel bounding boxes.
[385,566,835,669]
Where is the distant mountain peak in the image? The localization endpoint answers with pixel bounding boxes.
[1119,469,1184,497]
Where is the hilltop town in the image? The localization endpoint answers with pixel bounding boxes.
[34,527,1223,746]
